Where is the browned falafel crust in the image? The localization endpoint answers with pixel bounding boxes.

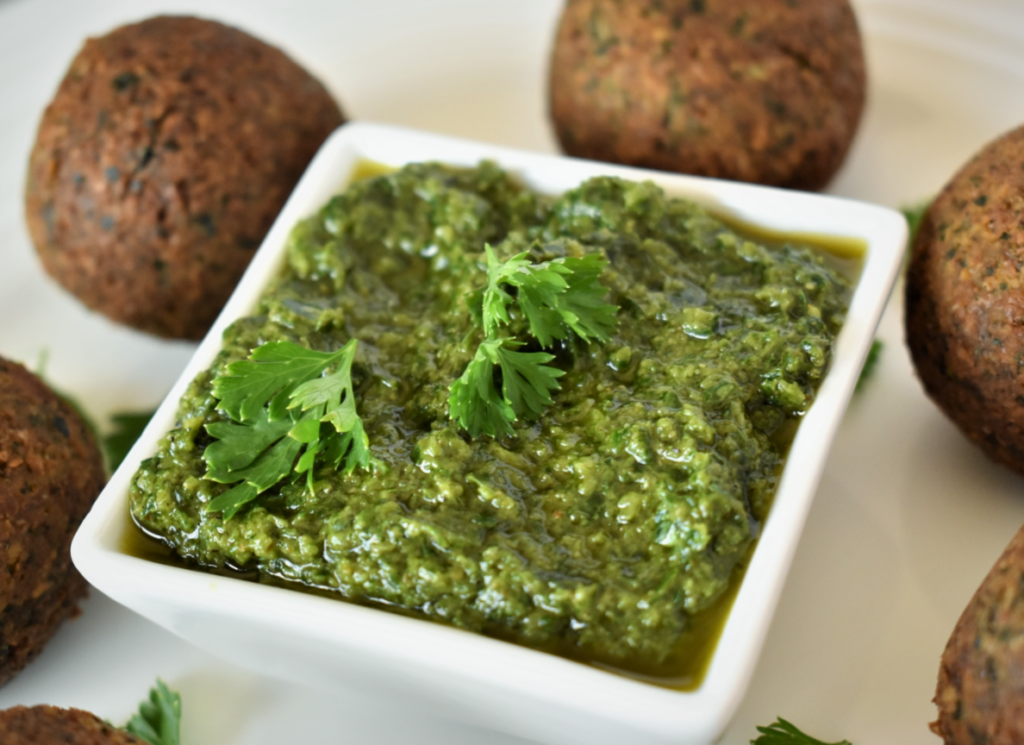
[25,15,345,340]
[905,125,1024,476]
[0,358,106,687]
[0,705,145,745]
[548,0,865,191]
[932,522,1024,744]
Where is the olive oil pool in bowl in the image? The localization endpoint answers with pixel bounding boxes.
[72,123,907,745]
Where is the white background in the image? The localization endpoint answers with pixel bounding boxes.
[1,0,1023,742]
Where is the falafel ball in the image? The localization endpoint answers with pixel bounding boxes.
[0,705,144,745]
[905,125,1024,476]
[932,521,1024,744]
[25,15,345,340]
[548,0,866,190]
[0,358,106,686]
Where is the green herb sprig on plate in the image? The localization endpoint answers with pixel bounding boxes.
[449,245,618,438]
[104,410,156,471]
[477,244,618,346]
[853,196,932,397]
[123,679,181,745]
[752,718,852,745]
[203,339,370,519]
[854,339,884,393]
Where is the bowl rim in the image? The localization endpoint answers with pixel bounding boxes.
[72,121,908,742]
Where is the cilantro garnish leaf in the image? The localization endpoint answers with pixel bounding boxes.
[204,338,370,519]
[450,338,565,438]
[494,340,563,418]
[481,246,532,337]
[124,679,181,745]
[450,245,616,438]
[449,340,518,439]
[752,718,852,745]
[322,418,371,473]
[204,409,293,475]
[855,339,883,393]
[104,410,157,472]
[209,432,304,492]
[479,245,617,347]
[556,254,619,343]
[212,341,350,422]
[207,481,260,519]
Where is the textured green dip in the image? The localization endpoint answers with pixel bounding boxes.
[129,162,849,681]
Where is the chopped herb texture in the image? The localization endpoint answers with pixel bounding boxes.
[130,162,850,681]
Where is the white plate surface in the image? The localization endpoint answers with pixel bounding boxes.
[1,0,1023,743]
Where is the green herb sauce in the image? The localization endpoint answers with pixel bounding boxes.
[129,162,850,686]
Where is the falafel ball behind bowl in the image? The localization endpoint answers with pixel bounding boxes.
[0,357,106,686]
[548,0,866,191]
[905,125,1024,477]
[24,15,345,340]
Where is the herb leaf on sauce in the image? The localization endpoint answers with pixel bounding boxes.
[452,247,616,437]
[751,718,852,745]
[480,245,617,346]
[123,679,181,745]
[449,338,564,438]
[205,339,370,518]
[212,340,352,422]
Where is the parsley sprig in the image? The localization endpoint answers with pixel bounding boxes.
[124,679,181,745]
[449,245,617,438]
[479,245,617,345]
[449,338,564,439]
[104,410,156,471]
[752,718,852,745]
[204,339,370,519]
[855,339,883,393]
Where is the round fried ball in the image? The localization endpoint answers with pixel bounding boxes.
[905,125,1024,476]
[932,521,1024,744]
[0,358,106,686]
[548,0,866,190]
[0,705,144,745]
[25,15,345,340]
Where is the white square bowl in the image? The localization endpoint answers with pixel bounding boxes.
[72,122,906,745]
